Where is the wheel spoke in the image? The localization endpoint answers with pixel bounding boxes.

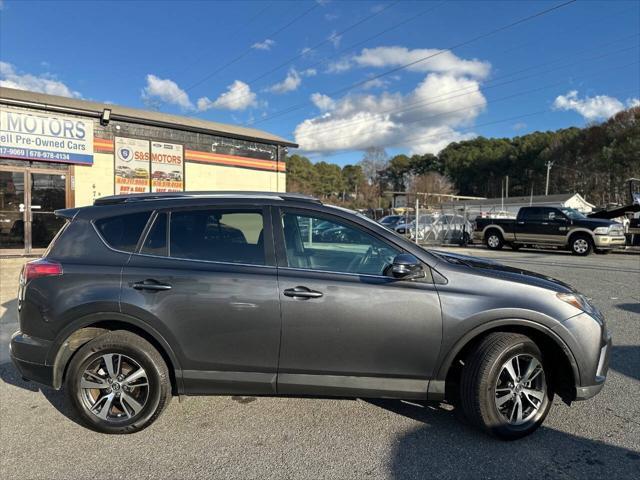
[503,358,518,382]
[122,368,147,386]
[121,392,144,416]
[93,393,115,420]
[102,354,119,379]
[523,388,545,406]
[510,396,523,423]
[496,393,512,408]
[81,377,107,389]
[522,357,541,383]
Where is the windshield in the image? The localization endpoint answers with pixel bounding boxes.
[559,207,586,220]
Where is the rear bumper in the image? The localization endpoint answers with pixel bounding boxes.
[9,331,55,388]
[594,235,626,248]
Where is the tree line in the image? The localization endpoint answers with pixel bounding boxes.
[286,106,640,209]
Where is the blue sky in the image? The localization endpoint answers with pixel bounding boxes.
[1,0,639,165]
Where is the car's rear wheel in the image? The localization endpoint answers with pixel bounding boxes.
[460,332,553,440]
[570,234,593,256]
[65,330,171,434]
[485,231,504,250]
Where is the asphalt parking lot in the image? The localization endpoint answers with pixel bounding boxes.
[1,248,639,480]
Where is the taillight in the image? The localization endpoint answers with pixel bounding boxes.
[21,259,63,284]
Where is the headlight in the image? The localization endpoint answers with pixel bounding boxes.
[556,292,588,310]
[593,226,609,234]
[556,292,604,324]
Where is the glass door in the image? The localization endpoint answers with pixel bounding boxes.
[0,169,26,254]
[29,172,67,251]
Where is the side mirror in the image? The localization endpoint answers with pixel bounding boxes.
[390,254,425,280]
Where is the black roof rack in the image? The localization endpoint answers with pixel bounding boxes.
[93,191,321,206]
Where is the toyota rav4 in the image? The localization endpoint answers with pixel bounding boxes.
[10,192,611,439]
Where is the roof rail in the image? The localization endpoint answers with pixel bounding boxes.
[93,191,321,206]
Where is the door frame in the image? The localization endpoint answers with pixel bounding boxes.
[0,164,70,255]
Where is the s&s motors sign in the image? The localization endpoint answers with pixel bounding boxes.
[0,106,94,165]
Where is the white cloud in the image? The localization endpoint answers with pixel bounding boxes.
[197,80,257,111]
[142,74,192,109]
[268,68,317,94]
[311,93,335,111]
[327,46,491,79]
[268,69,302,94]
[552,90,638,121]
[324,12,339,21]
[328,31,342,48]
[513,122,527,131]
[0,62,81,98]
[251,39,275,51]
[626,97,640,108]
[295,73,486,154]
[326,58,352,74]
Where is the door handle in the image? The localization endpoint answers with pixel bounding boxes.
[541,222,549,225]
[132,280,172,291]
[283,286,323,299]
[517,221,525,225]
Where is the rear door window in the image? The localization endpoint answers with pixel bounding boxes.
[519,208,542,221]
[141,212,168,256]
[169,209,265,265]
[95,211,151,252]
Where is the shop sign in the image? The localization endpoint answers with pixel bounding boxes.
[0,106,94,164]
[114,137,150,195]
[151,142,183,192]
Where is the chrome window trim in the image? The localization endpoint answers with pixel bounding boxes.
[276,265,393,280]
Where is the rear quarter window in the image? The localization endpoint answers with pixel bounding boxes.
[95,211,151,252]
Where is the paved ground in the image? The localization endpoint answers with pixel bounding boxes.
[1,248,639,479]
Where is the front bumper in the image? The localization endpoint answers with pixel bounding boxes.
[9,331,55,387]
[552,312,612,401]
[594,235,626,248]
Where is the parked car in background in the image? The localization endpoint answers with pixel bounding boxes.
[11,192,610,439]
[151,171,168,180]
[474,206,625,255]
[115,166,134,178]
[377,215,406,230]
[134,168,149,179]
[395,215,429,234]
[411,214,472,244]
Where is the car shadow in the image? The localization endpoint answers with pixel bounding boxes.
[366,399,640,479]
[616,303,640,314]
[610,345,640,382]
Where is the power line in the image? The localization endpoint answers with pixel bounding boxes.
[292,39,640,140]
[190,0,445,114]
[185,2,320,92]
[247,0,578,127]
[247,0,402,85]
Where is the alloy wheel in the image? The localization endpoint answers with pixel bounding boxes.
[573,238,589,254]
[79,353,150,422]
[494,354,546,426]
[487,235,500,248]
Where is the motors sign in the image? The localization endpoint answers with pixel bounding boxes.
[0,106,94,165]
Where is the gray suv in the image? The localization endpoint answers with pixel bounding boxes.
[10,192,611,439]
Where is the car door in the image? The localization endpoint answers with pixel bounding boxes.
[539,208,569,244]
[515,207,543,242]
[120,204,282,395]
[273,206,442,399]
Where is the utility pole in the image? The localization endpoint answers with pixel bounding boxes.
[505,175,509,198]
[545,161,554,196]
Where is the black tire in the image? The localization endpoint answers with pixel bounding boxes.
[485,230,504,250]
[569,234,593,256]
[460,332,553,440]
[65,330,171,434]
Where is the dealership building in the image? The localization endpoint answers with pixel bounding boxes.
[0,87,296,255]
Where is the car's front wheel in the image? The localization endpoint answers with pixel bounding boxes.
[65,330,171,434]
[460,332,553,440]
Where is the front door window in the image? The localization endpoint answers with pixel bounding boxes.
[281,211,399,276]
